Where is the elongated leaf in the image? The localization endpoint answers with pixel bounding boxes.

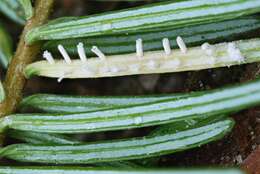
[150,115,228,136]
[8,113,226,145]
[18,0,33,20]
[43,16,260,57]
[25,0,260,44]
[0,119,234,164]
[0,81,5,102]
[7,130,81,145]
[0,0,26,25]
[1,78,259,134]
[0,166,244,174]
[0,23,13,69]
[7,115,226,167]
[25,38,260,79]
[7,131,141,168]
[19,93,191,113]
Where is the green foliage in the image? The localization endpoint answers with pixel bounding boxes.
[0,119,234,164]
[43,16,260,57]
[19,93,189,113]
[0,167,245,174]
[2,78,260,134]
[25,0,260,44]
[0,23,13,69]
[0,0,26,25]
[0,0,259,172]
[8,130,80,145]
[18,0,33,20]
[0,81,5,102]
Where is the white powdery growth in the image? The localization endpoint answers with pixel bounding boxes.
[201,42,210,50]
[227,43,244,63]
[134,117,143,125]
[162,38,171,56]
[201,42,216,65]
[110,66,120,73]
[58,45,72,64]
[81,65,94,75]
[91,46,106,61]
[146,60,157,69]
[43,51,55,64]
[3,116,12,126]
[201,42,215,56]
[129,64,140,72]
[99,66,110,74]
[77,42,87,62]
[102,23,112,30]
[167,59,181,68]
[204,57,216,65]
[136,38,143,58]
[176,36,187,53]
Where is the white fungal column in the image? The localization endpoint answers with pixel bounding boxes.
[77,42,87,62]
[57,76,64,83]
[136,38,143,58]
[57,72,65,83]
[43,51,55,64]
[58,45,72,64]
[162,38,172,56]
[176,36,187,53]
[91,46,106,61]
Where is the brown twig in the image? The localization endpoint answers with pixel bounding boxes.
[0,0,54,144]
[0,0,54,116]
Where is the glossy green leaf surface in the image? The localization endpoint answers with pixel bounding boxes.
[7,130,81,145]
[25,0,260,44]
[150,114,228,136]
[0,119,234,164]
[8,114,226,145]
[43,16,260,57]
[0,166,244,174]
[0,0,26,25]
[1,78,260,134]
[19,93,191,113]
[0,81,5,102]
[7,130,141,168]
[7,115,226,167]
[0,24,13,68]
[18,0,33,20]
